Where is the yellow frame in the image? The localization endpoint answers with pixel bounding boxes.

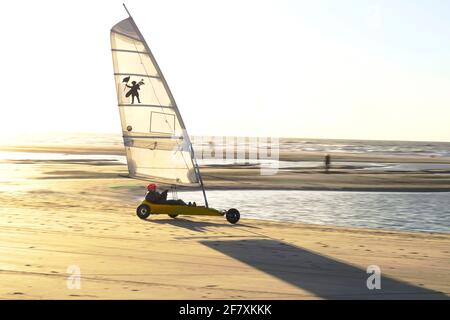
[141,200,224,216]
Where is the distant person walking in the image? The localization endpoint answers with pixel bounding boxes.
[324,154,331,173]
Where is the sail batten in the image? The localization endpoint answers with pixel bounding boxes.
[111,49,149,54]
[114,73,160,79]
[111,17,199,185]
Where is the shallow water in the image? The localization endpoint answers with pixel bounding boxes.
[1,150,448,233]
[171,190,450,233]
[3,152,449,172]
[0,151,125,162]
[199,158,450,172]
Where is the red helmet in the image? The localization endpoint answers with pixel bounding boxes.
[147,183,157,191]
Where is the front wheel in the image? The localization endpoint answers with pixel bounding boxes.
[136,204,151,219]
[226,208,240,224]
[168,214,178,219]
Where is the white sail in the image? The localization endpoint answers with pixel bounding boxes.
[110,17,199,185]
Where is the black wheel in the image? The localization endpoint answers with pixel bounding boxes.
[168,214,178,219]
[226,208,240,224]
[136,204,151,219]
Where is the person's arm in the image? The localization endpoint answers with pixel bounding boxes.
[160,190,168,201]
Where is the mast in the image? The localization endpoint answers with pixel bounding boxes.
[122,4,209,208]
[191,146,209,208]
[123,3,131,16]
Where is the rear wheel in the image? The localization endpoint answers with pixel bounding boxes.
[136,204,151,219]
[226,208,240,224]
[168,214,178,219]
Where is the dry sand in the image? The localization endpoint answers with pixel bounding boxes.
[0,146,449,299]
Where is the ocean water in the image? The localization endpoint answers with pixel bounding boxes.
[194,136,450,158]
[4,132,450,158]
[171,190,450,233]
[278,138,450,158]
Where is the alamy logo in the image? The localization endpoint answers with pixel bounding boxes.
[66,265,81,290]
[366,265,381,290]
[189,135,280,176]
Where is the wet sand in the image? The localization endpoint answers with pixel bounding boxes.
[2,144,450,192]
[0,146,449,299]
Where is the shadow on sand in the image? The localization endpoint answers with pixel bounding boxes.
[144,217,258,233]
[201,239,448,299]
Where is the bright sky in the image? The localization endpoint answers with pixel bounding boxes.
[1,0,449,142]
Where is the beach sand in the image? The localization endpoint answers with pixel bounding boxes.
[0,145,449,299]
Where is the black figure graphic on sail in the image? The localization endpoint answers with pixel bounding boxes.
[122,76,145,104]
